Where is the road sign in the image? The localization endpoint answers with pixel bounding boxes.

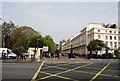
[43,46,48,52]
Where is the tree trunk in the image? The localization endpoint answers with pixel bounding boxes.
[95,50,98,58]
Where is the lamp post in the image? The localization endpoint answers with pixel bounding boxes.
[33,39,40,62]
[0,18,6,48]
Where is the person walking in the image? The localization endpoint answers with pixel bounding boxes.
[22,53,26,60]
[48,53,51,58]
[2,50,6,61]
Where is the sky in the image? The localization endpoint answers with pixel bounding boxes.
[0,1,119,44]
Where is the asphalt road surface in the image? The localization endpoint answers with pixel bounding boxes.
[1,59,120,81]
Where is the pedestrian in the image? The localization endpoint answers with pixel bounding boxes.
[51,53,54,58]
[2,50,6,61]
[7,50,10,59]
[57,53,60,59]
[48,53,51,58]
[22,53,26,60]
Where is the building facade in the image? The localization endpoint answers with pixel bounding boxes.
[0,25,2,48]
[62,23,120,56]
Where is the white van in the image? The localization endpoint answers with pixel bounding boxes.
[0,48,17,59]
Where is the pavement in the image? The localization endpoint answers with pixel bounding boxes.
[1,56,119,63]
[1,58,32,63]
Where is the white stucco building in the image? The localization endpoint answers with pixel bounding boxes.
[62,23,120,56]
[0,25,2,48]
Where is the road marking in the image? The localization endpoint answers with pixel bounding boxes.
[42,64,68,70]
[57,75,79,81]
[36,62,119,81]
[55,63,93,76]
[73,70,119,78]
[36,63,93,80]
[84,66,118,72]
[37,71,79,81]
[31,60,46,81]
[42,63,69,69]
[89,62,111,81]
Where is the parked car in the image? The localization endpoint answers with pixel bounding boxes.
[0,48,17,59]
[68,53,76,59]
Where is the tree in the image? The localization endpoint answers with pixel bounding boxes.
[2,21,17,48]
[27,35,55,52]
[87,39,109,57]
[110,24,117,29]
[43,35,55,52]
[27,35,44,48]
[59,39,66,52]
[10,26,39,54]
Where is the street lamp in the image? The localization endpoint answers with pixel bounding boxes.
[0,18,6,48]
[33,39,40,62]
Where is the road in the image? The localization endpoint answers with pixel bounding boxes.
[1,59,120,81]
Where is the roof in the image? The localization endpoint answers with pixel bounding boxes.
[89,22,101,25]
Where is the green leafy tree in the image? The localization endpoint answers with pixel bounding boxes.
[10,26,39,54]
[87,39,109,56]
[43,35,55,52]
[27,35,44,48]
[28,35,55,52]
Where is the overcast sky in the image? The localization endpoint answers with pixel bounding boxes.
[1,1,118,44]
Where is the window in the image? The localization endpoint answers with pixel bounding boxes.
[109,31,112,33]
[114,42,117,48]
[119,42,120,48]
[98,35,101,39]
[106,36,108,39]
[110,42,112,48]
[114,31,116,33]
[110,36,112,40]
[114,36,116,40]
[106,42,108,46]
[106,30,107,33]
[98,30,100,32]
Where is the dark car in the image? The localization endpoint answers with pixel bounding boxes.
[68,54,76,59]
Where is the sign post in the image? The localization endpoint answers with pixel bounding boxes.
[43,46,48,59]
[43,46,48,52]
[37,48,41,62]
